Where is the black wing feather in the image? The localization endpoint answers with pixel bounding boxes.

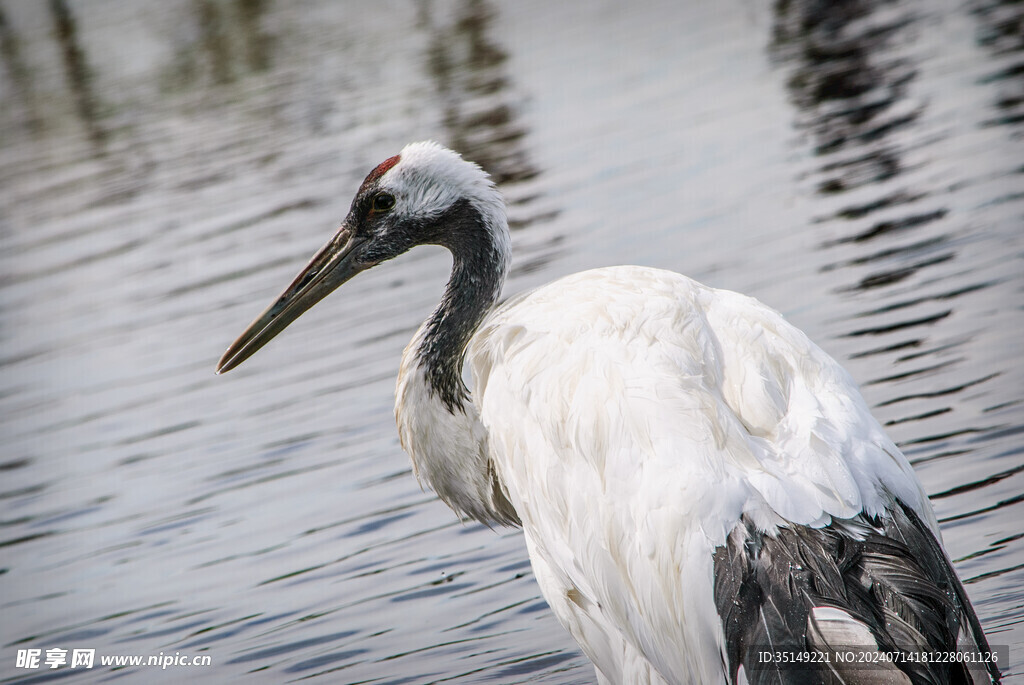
[713,498,1000,685]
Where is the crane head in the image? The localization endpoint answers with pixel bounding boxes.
[216,141,507,374]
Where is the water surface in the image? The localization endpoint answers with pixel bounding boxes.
[2,0,1022,682]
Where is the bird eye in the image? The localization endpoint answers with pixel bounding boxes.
[372,192,396,213]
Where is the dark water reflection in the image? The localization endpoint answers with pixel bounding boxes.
[1,0,1021,682]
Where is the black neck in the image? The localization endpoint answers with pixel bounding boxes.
[416,199,507,412]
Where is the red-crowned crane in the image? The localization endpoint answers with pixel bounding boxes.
[217,142,999,684]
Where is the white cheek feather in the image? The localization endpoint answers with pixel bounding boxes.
[383,141,510,262]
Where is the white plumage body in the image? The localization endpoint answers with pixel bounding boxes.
[397,265,933,684]
[220,142,995,685]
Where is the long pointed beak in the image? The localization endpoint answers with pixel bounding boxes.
[216,224,367,374]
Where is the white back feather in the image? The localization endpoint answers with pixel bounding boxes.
[468,265,936,683]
